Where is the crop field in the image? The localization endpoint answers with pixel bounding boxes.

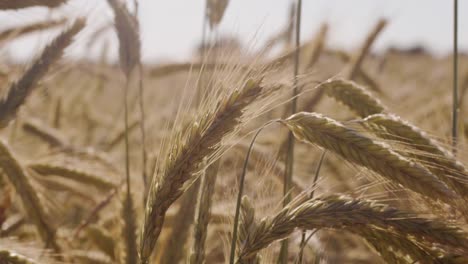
[0,1,468,263]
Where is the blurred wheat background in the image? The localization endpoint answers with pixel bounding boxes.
[0,1,468,264]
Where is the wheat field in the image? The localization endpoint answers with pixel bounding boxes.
[0,1,468,263]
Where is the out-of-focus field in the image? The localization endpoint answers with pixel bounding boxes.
[1,1,468,264]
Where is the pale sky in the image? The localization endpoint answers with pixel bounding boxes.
[0,0,467,63]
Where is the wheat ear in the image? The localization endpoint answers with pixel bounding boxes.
[322,79,386,117]
[107,0,140,76]
[0,0,68,10]
[0,18,85,129]
[206,0,230,29]
[362,113,468,197]
[238,195,468,261]
[22,118,69,148]
[0,250,37,264]
[28,163,117,191]
[140,78,265,263]
[347,19,387,79]
[0,140,60,253]
[0,18,67,44]
[281,112,456,202]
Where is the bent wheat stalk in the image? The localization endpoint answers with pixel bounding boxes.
[140,79,265,263]
[238,195,468,261]
[281,112,456,202]
[0,18,85,129]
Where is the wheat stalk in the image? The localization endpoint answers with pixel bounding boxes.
[281,112,456,202]
[238,195,468,261]
[0,18,85,129]
[140,78,265,263]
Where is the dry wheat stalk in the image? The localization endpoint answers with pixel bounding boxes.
[362,114,468,198]
[0,140,60,253]
[28,163,117,191]
[281,112,456,202]
[0,19,85,129]
[0,0,67,10]
[321,79,386,118]
[190,161,220,264]
[140,78,265,263]
[238,195,468,261]
[0,19,67,44]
